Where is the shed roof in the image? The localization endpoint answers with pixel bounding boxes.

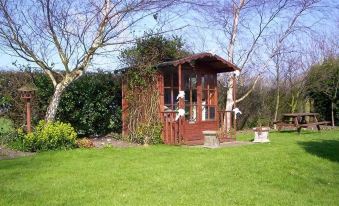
[157,52,239,73]
[115,52,240,74]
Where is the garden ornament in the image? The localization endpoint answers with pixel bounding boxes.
[232,107,242,119]
[175,109,185,121]
[177,91,185,100]
[233,70,240,77]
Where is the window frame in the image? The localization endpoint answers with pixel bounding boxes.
[163,71,179,111]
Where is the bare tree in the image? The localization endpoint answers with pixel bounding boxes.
[0,0,178,122]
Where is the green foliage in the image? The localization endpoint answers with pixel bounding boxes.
[0,117,15,145]
[133,122,163,144]
[56,72,122,135]
[20,120,77,152]
[120,32,190,67]
[0,71,122,135]
[119,33,189,144]
[306,57,339,124]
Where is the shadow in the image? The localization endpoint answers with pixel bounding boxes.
[298,140,339,163]
[278,130,297,134]
[276,130,318,135]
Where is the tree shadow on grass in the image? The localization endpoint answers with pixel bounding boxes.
[276,130,320,135]
[298,140,339,163]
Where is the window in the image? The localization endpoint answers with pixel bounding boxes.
[201,74,217,121]
[163,70,178,111]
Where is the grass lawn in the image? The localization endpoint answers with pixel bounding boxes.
[0,130,338,205]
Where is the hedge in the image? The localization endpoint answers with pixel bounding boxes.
[0,70,122,135]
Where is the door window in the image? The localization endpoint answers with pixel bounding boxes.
[201,74,217,121]
[184,71,197,123]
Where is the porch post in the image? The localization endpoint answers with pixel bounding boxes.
[232,75,237,138]
[178,64,183,107]
[178,64,184,143]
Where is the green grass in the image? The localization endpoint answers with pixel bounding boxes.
[0,130,338,205]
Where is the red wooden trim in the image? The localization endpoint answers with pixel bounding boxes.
[178,64,183,108]
[197,72,202,122]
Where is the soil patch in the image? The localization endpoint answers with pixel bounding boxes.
[91,135,140,148]
[0,146,34,160]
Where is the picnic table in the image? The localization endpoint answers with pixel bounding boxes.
[274,113,330,133]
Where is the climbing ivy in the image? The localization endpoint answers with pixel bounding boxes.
[120,32,190,144]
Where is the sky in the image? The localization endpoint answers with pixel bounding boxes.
[0,0,338,72]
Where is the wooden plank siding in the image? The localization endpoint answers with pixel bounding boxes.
[120,53,239,145]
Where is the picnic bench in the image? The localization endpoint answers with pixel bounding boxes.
[274,113,330,134]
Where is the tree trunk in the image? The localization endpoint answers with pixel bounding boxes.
[45,73,80,122]
[225,78,234,130]
[273,85,280,129]
[45,83,67,122]
[331,101,335,127]
[304,98,311,123]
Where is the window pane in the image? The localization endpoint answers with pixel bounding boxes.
[209,107,216,120]
[184,89,190,102]
[173,89,179,104]
[191,104,197,122]
[192,89,197,103]
[202,90,207,103]
[209,90,216,105]
[190,75,197,89]
[164,88,171,105]
[209,75,215,87]
[164,72,171,87]
[202,76,206,89]
[184,73,190,90]
[173,71,178,87]
[185,105,190,119]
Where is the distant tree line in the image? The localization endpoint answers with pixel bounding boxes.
[227,56,339,129]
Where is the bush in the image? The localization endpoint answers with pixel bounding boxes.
[133,122,163,145]
[21,120,77,152]
[0,71,122,136]
[0,117,15,145]
[56,72,122,135]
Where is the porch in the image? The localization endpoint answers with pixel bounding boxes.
[157,53,239,145]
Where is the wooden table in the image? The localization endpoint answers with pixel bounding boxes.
[275,113,330,133]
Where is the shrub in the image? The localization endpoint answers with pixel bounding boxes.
[22,120,77,152]
[133,122,163,145]
[56,72,122,136]
[76,138,95,148]
[0,117,15,145]
[0,71,122,136]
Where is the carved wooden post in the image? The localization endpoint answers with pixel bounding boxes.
[178,64,184,143]
[18,84,37,133]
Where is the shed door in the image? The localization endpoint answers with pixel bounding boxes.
[182,71,218,143]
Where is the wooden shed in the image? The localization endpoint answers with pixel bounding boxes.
[121,53,240,145]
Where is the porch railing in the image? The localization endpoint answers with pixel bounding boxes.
[161,111,183,144]
[161,110,236,144]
